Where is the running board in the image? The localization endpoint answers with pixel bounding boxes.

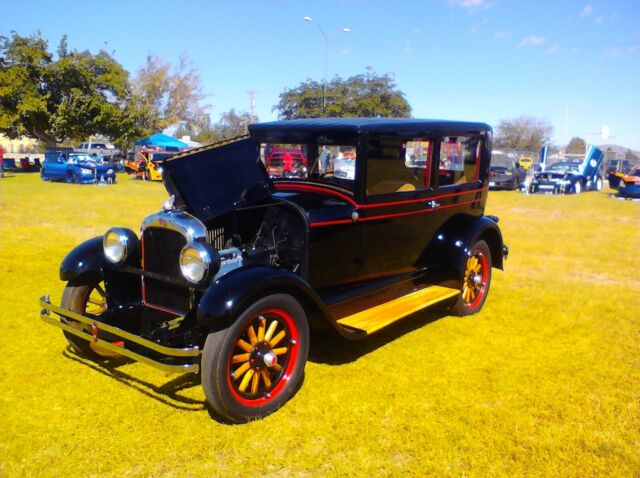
[336,285,459,335]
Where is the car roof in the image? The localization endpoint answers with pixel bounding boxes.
[250,118,491,142]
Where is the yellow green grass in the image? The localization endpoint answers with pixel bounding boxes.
[0,173,638,477]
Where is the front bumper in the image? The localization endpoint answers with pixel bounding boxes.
[39,295,200,374]
[488,177,516,189]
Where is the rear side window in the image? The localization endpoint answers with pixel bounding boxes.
[438,136,480,187]
[366,136,431,195]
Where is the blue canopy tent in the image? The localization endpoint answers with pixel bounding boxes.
[135,133,188,150]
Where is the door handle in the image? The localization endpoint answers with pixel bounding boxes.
[425,200,440,209]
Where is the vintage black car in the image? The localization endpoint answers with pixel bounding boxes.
[528,146,604,195]
[489,153,526,190]
[40,119,508,423]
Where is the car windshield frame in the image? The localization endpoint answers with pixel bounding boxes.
[548,162,580,173]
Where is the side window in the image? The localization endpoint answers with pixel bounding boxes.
[438,136,480,187]
[366,136,430,195]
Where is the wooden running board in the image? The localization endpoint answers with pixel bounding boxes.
[336,285,459,335]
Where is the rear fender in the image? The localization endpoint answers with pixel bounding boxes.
[197,266,333,332]
[429,215,506,282]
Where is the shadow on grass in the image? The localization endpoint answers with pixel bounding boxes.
[62,348,205,411]
[59,306,450,415]
[309,305,450,365]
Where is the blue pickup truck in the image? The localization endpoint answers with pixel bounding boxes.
[41,152,116,184]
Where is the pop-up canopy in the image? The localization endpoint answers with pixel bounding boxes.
[135,133,188,148]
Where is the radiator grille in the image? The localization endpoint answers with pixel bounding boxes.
[142,227,189,314]
[208,227,226,250]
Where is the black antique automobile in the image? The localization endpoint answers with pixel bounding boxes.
[40,119,508,423]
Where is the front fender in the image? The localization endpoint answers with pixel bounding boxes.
[59,237,108,282]
[197,267,332,331]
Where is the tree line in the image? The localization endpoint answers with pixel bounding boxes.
[2,31,614,156]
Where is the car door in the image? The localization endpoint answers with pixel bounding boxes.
[355,135,439,282]
[45,155,67,180]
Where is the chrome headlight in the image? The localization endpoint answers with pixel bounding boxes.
[103,228,132,264]
[80,168,94,175]
[179,243,220,284]
[157,166,163,174]
[107,168,114,174]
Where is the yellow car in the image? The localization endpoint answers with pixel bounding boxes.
[518,156,533,170]
[125,151,173,181]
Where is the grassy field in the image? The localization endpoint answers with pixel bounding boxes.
[0,173,638,477]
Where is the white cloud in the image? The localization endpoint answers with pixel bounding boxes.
[448,0,493,10]
[517,35,546,48]
[601,48,620,59]
[580,5,593,17]
[546,44,560,54]
[493,30,512,40]
[595,16,603,24]
[450,0,485,7]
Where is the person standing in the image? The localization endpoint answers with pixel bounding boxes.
[0,145,4,178]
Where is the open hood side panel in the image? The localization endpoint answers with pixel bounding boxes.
[163,138,273,224]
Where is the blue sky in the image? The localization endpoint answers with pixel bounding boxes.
[3,0,639,149]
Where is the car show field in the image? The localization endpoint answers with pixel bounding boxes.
[0,173,638,477]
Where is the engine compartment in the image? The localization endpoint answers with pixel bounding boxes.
[205,201,306,280]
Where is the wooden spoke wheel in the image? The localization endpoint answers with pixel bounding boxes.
[61,279,122,359]
[202,294,309,423]
[451,240,492,316]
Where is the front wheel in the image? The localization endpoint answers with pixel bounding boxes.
[201,294,309,423]
[61,279,121,360]
[450,240,492,316]
[574,181,582,194]
[595,177,603,191]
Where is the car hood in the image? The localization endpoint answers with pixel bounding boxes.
[162,138,274,223]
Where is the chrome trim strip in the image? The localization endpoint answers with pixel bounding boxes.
[141,210,208,243]
[39,296,200,374]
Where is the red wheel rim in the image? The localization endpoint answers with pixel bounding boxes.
[227,308,300,407]
[462,249,489,309]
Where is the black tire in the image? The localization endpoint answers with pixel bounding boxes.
[61,279,120,360]
[450,240,492,316]
[201,294,309,423]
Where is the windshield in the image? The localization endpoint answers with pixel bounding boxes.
[260,143,357,189]
[68,154,97,165]
[548,162,579,173]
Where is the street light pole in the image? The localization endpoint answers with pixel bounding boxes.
[303,16,350,113]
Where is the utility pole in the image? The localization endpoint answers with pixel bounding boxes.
[247,91,257,124]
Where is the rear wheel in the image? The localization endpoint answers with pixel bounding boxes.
[451,240,492,316]
[201,294,309,423]
[61,279,121,360]
[595,177,603,191]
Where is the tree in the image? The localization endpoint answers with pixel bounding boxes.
[273,70,411,119]
[131,54,208,133]
[625,149,639,160]
[189,109,256,144]
[494,116,554,152]
[566,136,586,154]
[0,31,138,147]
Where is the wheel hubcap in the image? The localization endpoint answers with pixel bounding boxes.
[229,311,295,400]
[462,251,488,308]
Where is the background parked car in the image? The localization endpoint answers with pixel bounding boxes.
[41,152,116,184]
[489,153,526,190]
[528,147,604,195]
[616,165,640,199]
[75,142,120,159]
